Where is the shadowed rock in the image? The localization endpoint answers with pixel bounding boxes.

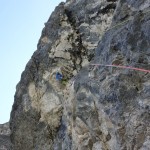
[0,123,11,150]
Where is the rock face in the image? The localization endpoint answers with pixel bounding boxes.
[0,123,11,149]
[10,0,150,149]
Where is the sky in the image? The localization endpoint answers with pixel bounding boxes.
[0,0,65,124]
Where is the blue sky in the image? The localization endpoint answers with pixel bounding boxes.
[0,0,65,124]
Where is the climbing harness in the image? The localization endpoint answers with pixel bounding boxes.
[90,64,150,73]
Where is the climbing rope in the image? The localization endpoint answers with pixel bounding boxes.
[90,9,150,73]
[90,64,150,73]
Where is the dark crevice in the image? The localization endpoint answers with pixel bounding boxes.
[120,14,129,21]
[97,3,116,15]
[64,8,88,69]
[64,9,76,30]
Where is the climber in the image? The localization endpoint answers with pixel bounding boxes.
[56,72,63,81]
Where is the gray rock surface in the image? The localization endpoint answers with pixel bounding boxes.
[10,0,150,149]
[0,123,11,150]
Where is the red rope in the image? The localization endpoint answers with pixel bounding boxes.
[90,64,150,73]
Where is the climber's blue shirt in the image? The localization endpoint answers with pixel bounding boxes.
[56,72,63,80]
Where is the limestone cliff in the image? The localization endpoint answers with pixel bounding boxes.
[10,0,150,149]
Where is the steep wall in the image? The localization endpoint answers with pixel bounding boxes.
[10,0,150,149]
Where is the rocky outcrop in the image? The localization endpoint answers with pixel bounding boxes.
[10,0,150,149]
[0,123,10,136]
[0,123,11,150]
